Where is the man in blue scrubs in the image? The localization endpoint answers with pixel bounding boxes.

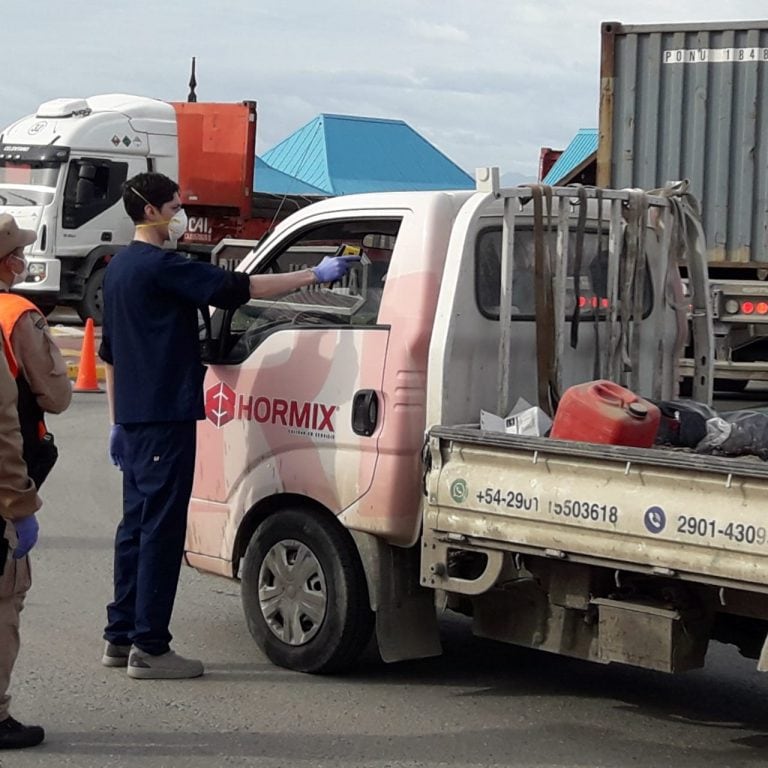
[99,172,353,679]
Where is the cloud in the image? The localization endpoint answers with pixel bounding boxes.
[1,0,767,178]
[408,20,470,43]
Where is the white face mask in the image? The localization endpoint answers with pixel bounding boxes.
[167,209,188,242]
[12,263,29,286]
[4,252,28,286]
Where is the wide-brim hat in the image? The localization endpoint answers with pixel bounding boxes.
[0,213,36,259]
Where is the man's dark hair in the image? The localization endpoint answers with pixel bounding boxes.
[122,173,180,223]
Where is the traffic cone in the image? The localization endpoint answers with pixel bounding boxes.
[74,318,102,393]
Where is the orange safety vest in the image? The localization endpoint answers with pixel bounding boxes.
[0,292,47,442]
[0,292,37,378]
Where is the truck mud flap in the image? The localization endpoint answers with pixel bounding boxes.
[351,531,442,664]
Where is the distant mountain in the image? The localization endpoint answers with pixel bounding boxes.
[501,171,536,186]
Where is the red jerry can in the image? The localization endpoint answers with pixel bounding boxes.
[550,380,661,448]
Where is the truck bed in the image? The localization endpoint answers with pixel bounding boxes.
[426,425,768,592]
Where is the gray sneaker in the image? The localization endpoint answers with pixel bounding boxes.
[126,648,204,680]
[102,641,131,668]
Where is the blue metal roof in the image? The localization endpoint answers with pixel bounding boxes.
[254,156,327,196]
[542,128,598,185]
[259,114,474,195]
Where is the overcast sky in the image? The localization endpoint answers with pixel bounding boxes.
[1,1,766,180]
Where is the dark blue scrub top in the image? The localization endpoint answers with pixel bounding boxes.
[99,241,249,424]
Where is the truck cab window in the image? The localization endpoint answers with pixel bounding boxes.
[62,159,128,229]
[475,226,652,320]
[0,160,61,207]
[221,218,401,362]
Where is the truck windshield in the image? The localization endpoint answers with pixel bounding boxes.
[0,160,60,206]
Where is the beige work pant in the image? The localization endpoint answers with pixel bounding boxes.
[0,524,31,722]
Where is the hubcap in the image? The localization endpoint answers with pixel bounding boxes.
[258,539,327,646]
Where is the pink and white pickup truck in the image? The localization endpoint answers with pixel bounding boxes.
[187,170,768,678]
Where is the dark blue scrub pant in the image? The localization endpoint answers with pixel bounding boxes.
[104,421,196,655]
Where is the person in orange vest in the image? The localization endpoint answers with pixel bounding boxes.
[0,214,71,750]
[0,319,44,749]
[0,214,72,487]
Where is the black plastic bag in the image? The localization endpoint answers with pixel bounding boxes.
[654,400,717,449]
[697,410,768,460]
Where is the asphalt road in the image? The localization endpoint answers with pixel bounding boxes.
[4,395,768,768]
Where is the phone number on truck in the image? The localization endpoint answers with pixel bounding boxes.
[677,515,768,545]
[472,488,621,526]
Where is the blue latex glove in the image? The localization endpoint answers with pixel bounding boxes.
[13,515,39,559]
[312,255,360,284]
[109,424,126,470]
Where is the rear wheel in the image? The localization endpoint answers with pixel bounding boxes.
[76,266,106,325]
[241,507,373,673]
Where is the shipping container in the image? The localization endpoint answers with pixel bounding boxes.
[597,20,768,267]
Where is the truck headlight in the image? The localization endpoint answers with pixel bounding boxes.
[27,262,47,282]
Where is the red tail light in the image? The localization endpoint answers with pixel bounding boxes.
[577,296,611,310]
[742,301,755,314]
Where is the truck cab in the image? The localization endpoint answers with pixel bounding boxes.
[189,189,469,559]
[0,95,177,318]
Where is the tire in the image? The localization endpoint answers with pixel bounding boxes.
[76,266,106,325]
[241,507,374,674]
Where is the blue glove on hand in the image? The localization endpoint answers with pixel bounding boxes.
[14,515,39,559]
[312,255,360,284]
[109,424,126,470]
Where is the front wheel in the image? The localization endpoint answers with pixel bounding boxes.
[241,507,373,674]
[76,266,106,325]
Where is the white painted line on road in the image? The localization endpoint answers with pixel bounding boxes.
[50,325,85,337]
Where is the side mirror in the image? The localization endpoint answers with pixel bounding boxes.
[198,308,216,362]
[74,164,100,206]
[78,164,98,182]
[199,307,233,364]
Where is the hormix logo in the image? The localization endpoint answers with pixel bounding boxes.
[205,381,338,439]
[205,382,237,428]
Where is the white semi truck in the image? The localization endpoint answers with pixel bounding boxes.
[0,94,315,322]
